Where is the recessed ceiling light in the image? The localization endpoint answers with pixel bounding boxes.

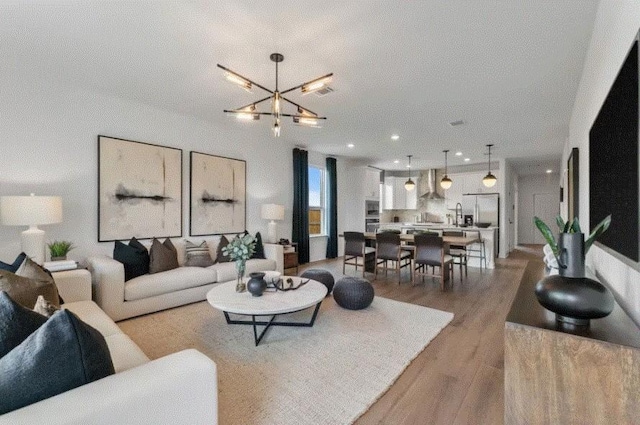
[347,143,354,148]
[455,151,463,156]
[449,120,464,127]
[393,160,399,164]
[546,169,553,174]
[391,134,400,141]
[464,158,470,162]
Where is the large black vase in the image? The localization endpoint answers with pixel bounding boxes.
[558,233,585,278]
[535,274,614,326]
[247,272,267,297]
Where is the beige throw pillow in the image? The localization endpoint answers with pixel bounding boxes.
[184,241,214,267]
[33,295,59,317]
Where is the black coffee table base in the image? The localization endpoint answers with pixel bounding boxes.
[223,302,323,346]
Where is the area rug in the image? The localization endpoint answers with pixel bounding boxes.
[119,296,454,425]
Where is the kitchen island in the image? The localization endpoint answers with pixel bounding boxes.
[377,223,498,269]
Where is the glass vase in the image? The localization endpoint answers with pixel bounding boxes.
[235,261,246,293]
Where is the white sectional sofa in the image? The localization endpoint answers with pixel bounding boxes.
[88,238,284,321]
[0,299,218,425]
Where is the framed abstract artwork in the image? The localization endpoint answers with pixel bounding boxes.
[189,151,246,235]
[98,135,183,241]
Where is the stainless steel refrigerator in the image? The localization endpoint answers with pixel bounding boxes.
[462,193,499,225]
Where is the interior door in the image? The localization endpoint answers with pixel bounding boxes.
[533,193,557,244]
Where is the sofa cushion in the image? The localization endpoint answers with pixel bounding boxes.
[0,252,26,273]
[113,238,150,281]
[0,309,114,415]
[124,267,218,301]
[104,333,150,373]
[149,238,179,274]
[184,240,215,267]
[212,258,277,282]
[0,265,60,311]
[0,291,48,358]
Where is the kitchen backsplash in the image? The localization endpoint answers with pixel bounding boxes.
[380,170,452,223]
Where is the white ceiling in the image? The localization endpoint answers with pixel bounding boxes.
[0,1,598,172]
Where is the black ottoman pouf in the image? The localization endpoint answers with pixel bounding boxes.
[300,269,335,295]
[333,277,374,310]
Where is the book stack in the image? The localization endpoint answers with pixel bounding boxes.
[43,260,78,272]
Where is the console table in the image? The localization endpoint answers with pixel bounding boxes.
[504,260,640,424]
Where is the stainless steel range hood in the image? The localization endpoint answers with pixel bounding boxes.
[420,169,444,200]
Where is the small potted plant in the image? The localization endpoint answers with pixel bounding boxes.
[533,214,611,277]
[48,240,75,261]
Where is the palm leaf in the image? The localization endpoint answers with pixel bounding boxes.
[555,215,565,231]
[534,216,559,256]
[570,217,581,234]
[585,214,612,253]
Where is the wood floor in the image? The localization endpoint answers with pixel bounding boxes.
[297,245,541,425]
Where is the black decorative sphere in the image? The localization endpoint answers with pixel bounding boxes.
[300,269,335,295]
[535,275,614,326]
[333,277,374,310]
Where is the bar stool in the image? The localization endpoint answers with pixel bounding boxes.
[464,230,487,271]
[442,230,467,279]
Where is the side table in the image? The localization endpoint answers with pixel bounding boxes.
[283,243,298,274]
[52,269,92,303]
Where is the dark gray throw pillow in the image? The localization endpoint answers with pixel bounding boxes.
[113,237,150,281]
[0,291,48,359]
[0,309,115,415]
[149,238,179,274]
[216,236,233,263]
[252,232,266,259]
[0,253,27,273]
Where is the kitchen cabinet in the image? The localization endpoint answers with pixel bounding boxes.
[383,176,418,210]
[364,168,381,200]
[445,171,500,208]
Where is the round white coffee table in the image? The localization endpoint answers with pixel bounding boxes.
[206,277,327,346]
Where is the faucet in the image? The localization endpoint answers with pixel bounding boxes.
[455,203,462,227]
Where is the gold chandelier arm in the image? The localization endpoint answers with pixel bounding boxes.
[217,64,274,94]
[224,110,327,119]
[279,73,334,95]
[280,95,320,117]
[231,95,273,112]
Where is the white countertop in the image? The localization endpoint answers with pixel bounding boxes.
[379,223,498,230]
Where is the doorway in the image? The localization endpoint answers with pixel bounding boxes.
[532,193,557,244]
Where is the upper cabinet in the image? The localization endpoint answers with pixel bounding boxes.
[382,176,418,210]
[444,171,500,208]
[364,168,381,200]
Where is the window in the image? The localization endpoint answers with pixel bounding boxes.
[309,165,325,235]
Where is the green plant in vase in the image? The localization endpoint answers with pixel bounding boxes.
[222,233,256,292]
[533,214,611,276]
[47,240,75,261]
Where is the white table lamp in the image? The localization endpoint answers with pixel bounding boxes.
[0,194,63,264]
[261,204,285,244]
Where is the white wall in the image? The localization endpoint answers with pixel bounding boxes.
[516,174,560,244]
[0,73,353,264]
[562,1,640,324]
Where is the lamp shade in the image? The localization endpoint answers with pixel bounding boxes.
[261,204,285,221]
[0,195,62,226]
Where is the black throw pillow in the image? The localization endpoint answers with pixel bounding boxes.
[215,236,233,263]
[0,309,115,415]
[0,253,27,273]
[113,237,150,281]
[252,232,266,259]
[0,291,48,359]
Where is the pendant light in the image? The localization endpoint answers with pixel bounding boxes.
[483,144,497,187]
[404,155,415,191]
[440,150,453,189]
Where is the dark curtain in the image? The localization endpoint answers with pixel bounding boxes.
[326,157,338,258]
[292,148,310,264]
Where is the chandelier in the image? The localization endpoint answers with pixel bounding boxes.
[218,53,333,137]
